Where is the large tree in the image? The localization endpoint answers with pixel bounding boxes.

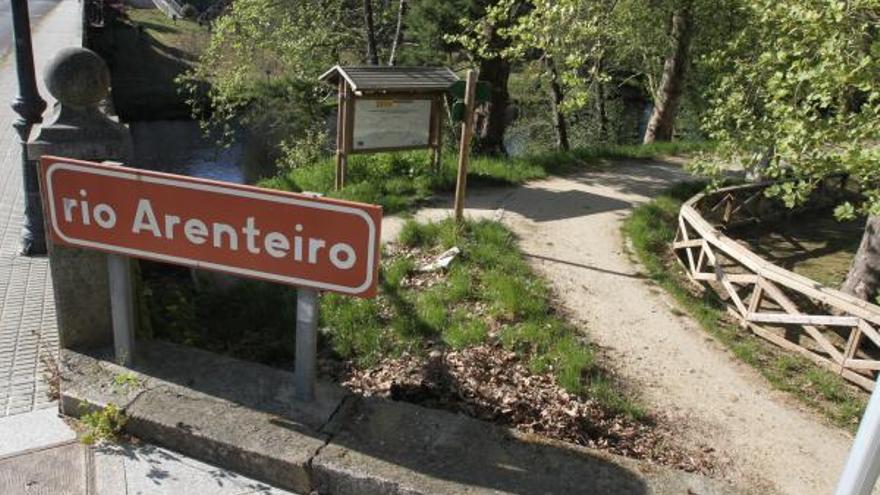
[642,1,693,143]
[467,0,613,151]
[413,0,525,155]
[695,0,880,302]
[363,0,380,64]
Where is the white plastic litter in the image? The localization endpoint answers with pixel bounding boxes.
[418,247,461,272]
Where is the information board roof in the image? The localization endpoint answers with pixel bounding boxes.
[319,65,459,94]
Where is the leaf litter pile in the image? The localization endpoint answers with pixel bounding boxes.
[333,344,717,474]
[319,219,718,475]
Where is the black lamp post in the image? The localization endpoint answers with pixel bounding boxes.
[10,0,48,255]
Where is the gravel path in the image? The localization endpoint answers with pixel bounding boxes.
[383,160,863,495]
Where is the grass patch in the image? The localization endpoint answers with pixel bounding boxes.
[322,218,643,418]
[111,373,142,394]
[622,182,867,429]
[260,142,710,214]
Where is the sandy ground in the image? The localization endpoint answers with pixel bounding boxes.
[382,160,864,495]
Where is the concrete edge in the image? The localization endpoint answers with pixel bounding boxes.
[59,342,741,495]
[59,344,344,493]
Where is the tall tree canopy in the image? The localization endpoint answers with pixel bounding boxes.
[694,0,880,300]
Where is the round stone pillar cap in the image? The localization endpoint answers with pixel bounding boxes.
[44,47,111,108]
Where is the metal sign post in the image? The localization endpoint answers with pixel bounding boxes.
[294,288,319,401]
[835,383,880,495]
[107,254,135,366]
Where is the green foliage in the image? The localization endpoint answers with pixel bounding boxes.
[695,0,880,217]
[142,269,299,367]
[80,403,127,445]
[178,0,350,148]
[277,125,330,172]
[623,183,868,428]
[112,373,142,394]
[461,0,742,138]
[180,0,413,158]
[403,0,473,64]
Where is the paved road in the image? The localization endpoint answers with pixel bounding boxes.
[0,0,63,60]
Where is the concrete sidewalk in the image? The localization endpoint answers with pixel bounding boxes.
[0,0,80,419]
[0,406,298,494]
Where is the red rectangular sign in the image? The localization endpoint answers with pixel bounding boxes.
[39,156,382,297]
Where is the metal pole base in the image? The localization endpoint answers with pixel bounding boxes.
[294,288,319,401]
[108,254,135,366]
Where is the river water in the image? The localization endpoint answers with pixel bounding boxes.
[130,120,247,184]
[128,118,540,185]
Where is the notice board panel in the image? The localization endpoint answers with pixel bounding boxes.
[351,98,432,151]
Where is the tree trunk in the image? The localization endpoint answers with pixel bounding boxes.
[842,216,880,303]
[545,57,569,151]
[593,57,608,142]
[388,0,406,66]
[363,0,379,65]
[474,56,510,156]
[468,0,529,156]
[596,80,608,142]
[643,2,693,144]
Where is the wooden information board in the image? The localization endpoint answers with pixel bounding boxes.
[352,98,433,151]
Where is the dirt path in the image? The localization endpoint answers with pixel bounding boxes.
[382,160,861,495]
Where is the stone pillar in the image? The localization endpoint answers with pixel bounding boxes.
[28,47,133,350]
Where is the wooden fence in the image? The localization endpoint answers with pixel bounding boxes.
[674,177,880,390]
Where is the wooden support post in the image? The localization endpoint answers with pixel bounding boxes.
[453,69,477,223]
[841,325,864,374]
[431,97,443,173]
[335,80,352,191]
[335,79,345,191]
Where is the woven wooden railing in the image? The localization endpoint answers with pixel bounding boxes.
[674,176,880,390]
